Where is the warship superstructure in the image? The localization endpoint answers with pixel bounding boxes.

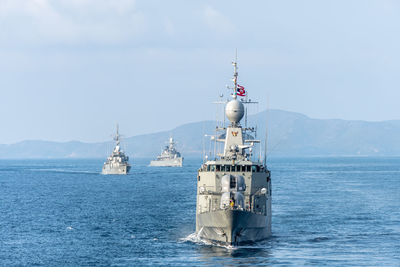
[102,125,131,175]
[149,137,183,167]
[195,60,271,245]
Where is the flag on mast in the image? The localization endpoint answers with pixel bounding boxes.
[237,84,246,96]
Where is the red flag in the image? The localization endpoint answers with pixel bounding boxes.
[237,84,246,96]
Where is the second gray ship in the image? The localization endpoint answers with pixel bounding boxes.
[149,137,183,167]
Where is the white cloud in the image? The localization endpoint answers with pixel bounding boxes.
[203,5,235,35]
[0,0,146,45]
[164,17,175,36]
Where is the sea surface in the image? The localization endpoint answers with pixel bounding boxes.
[0,157,399,266]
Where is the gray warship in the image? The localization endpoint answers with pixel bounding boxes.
[149,137,183,167]
[195,60,272,245]
[102,125,131,175]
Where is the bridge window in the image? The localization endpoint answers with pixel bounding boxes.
[220,165,225,172]
[252,165,257,172]
[226,165,231,172]
[216,165,221,172]
[210,165,215,172]
[207,165,210,171]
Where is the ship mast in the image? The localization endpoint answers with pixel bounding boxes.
[114,123,120,146]
[232,51,238,99]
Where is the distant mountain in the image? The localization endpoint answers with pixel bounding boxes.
[1,109,400,159]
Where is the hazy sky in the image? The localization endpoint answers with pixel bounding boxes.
[1,0,399,144]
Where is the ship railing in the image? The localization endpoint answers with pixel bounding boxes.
[199,164,267,173]
[198,188,221,196]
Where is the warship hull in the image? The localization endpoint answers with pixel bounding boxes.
[196,209,271,245]
[101,164,131,175]
[149,157,183,167]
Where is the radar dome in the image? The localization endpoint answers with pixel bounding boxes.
[225,99,244,124]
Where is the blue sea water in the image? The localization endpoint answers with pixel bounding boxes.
[0,157,399,266]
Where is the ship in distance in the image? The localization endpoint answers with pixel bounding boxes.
[102,124,131,175]
[149,137,183,167]
[195,60,272,245]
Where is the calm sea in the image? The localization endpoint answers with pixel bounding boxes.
[0,157,399,266]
